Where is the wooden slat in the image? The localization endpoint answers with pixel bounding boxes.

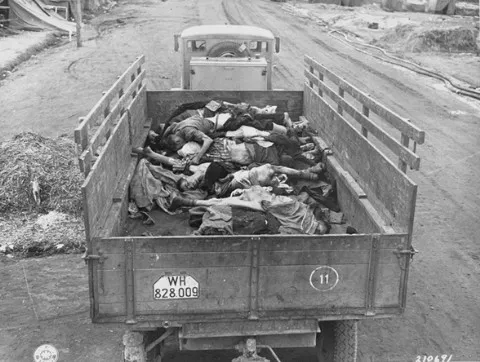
[398,133,409,173]
[305,55,425,144]
[338,87,345,115]
[127,84,148,147]
[304,70,421,170]
[78,70,146,176]
[362,105,369,138]
[260,250,371,265]
[74,55,145,153]
[146,90,304,130]
[304,83,417,232]
[100,251,252,271]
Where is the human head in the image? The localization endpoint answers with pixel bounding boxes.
[315,220,331,235]
[177,178,197,192]
[166,134,186,151]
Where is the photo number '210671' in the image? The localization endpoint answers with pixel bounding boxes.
[415,355,453,362]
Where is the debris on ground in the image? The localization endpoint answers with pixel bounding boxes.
[0,132,83,215]
[0,211,85,257]
[455,1,479,16]
[373,23,479,52]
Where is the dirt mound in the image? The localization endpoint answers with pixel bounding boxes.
[373,23,479,53]
[0,132,83,215]
[0,211,85,257]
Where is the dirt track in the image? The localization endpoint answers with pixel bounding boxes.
[0,0,479,361]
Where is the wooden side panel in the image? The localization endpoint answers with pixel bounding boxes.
[146,91,304,130]
[81,113,131,240]
[325,150,395,234]
[127,84,149,148]
[97,158,138,239]
[305,70,421,170]
[304,55,425,144]
[304,83,417,232]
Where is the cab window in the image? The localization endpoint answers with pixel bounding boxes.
[187,40,206,52]
[249,41,268,52]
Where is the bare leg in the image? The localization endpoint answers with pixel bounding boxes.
[271,163,324,180]
[171,195,263,212]
[197,198,263,211]
[135,146,183,168]
[271,123,287,135]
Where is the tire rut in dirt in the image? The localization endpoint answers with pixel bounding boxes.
[221,0,240,25]
[309,36,424,99]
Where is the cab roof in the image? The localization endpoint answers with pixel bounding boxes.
[180,25,275,40]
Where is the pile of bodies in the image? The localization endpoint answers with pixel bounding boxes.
[129,100,354,236]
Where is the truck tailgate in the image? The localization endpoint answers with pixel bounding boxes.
[92,233,408,324]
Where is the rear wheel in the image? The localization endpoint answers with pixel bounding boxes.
[316,320,358,362]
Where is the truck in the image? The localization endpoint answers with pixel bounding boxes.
[74,34,425,362]
[174,25,280,90]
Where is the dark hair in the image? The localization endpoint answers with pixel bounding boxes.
[323,220,332,234]
[165,134,180,151]
[176,178,187,191]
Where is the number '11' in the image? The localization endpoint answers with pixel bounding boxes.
[319,273,329,284]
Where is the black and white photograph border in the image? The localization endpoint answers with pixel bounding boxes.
[0,0,479,361]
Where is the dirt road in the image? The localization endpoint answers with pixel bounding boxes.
[0,0,479,361]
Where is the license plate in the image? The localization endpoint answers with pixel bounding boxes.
[153,275,199,300]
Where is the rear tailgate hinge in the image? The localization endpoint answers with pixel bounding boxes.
[393,245,418,261]
[82,247,107,264]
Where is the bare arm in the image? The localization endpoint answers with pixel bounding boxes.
[191,134,213,164]
[196,197,263,211]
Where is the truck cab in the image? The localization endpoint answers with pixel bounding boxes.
[174,25,280,90]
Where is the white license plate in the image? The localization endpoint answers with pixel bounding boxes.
[153,275,199,300]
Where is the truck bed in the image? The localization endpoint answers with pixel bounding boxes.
[124,200,354,237]
[73,55,425,331]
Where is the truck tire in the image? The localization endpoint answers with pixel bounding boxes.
[316,321,358,362]
[207,41,251,58]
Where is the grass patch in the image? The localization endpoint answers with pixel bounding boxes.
[0,32,65,80]
[0,132,83,215]
[0,132,85,258]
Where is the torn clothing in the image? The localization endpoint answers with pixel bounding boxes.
[196,205,233,235]
[194,205,281,235]
[240,186,321,235]
[130,159,206,214]
[196,186,323,235]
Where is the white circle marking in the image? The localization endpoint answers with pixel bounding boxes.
[309,266,339,291]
